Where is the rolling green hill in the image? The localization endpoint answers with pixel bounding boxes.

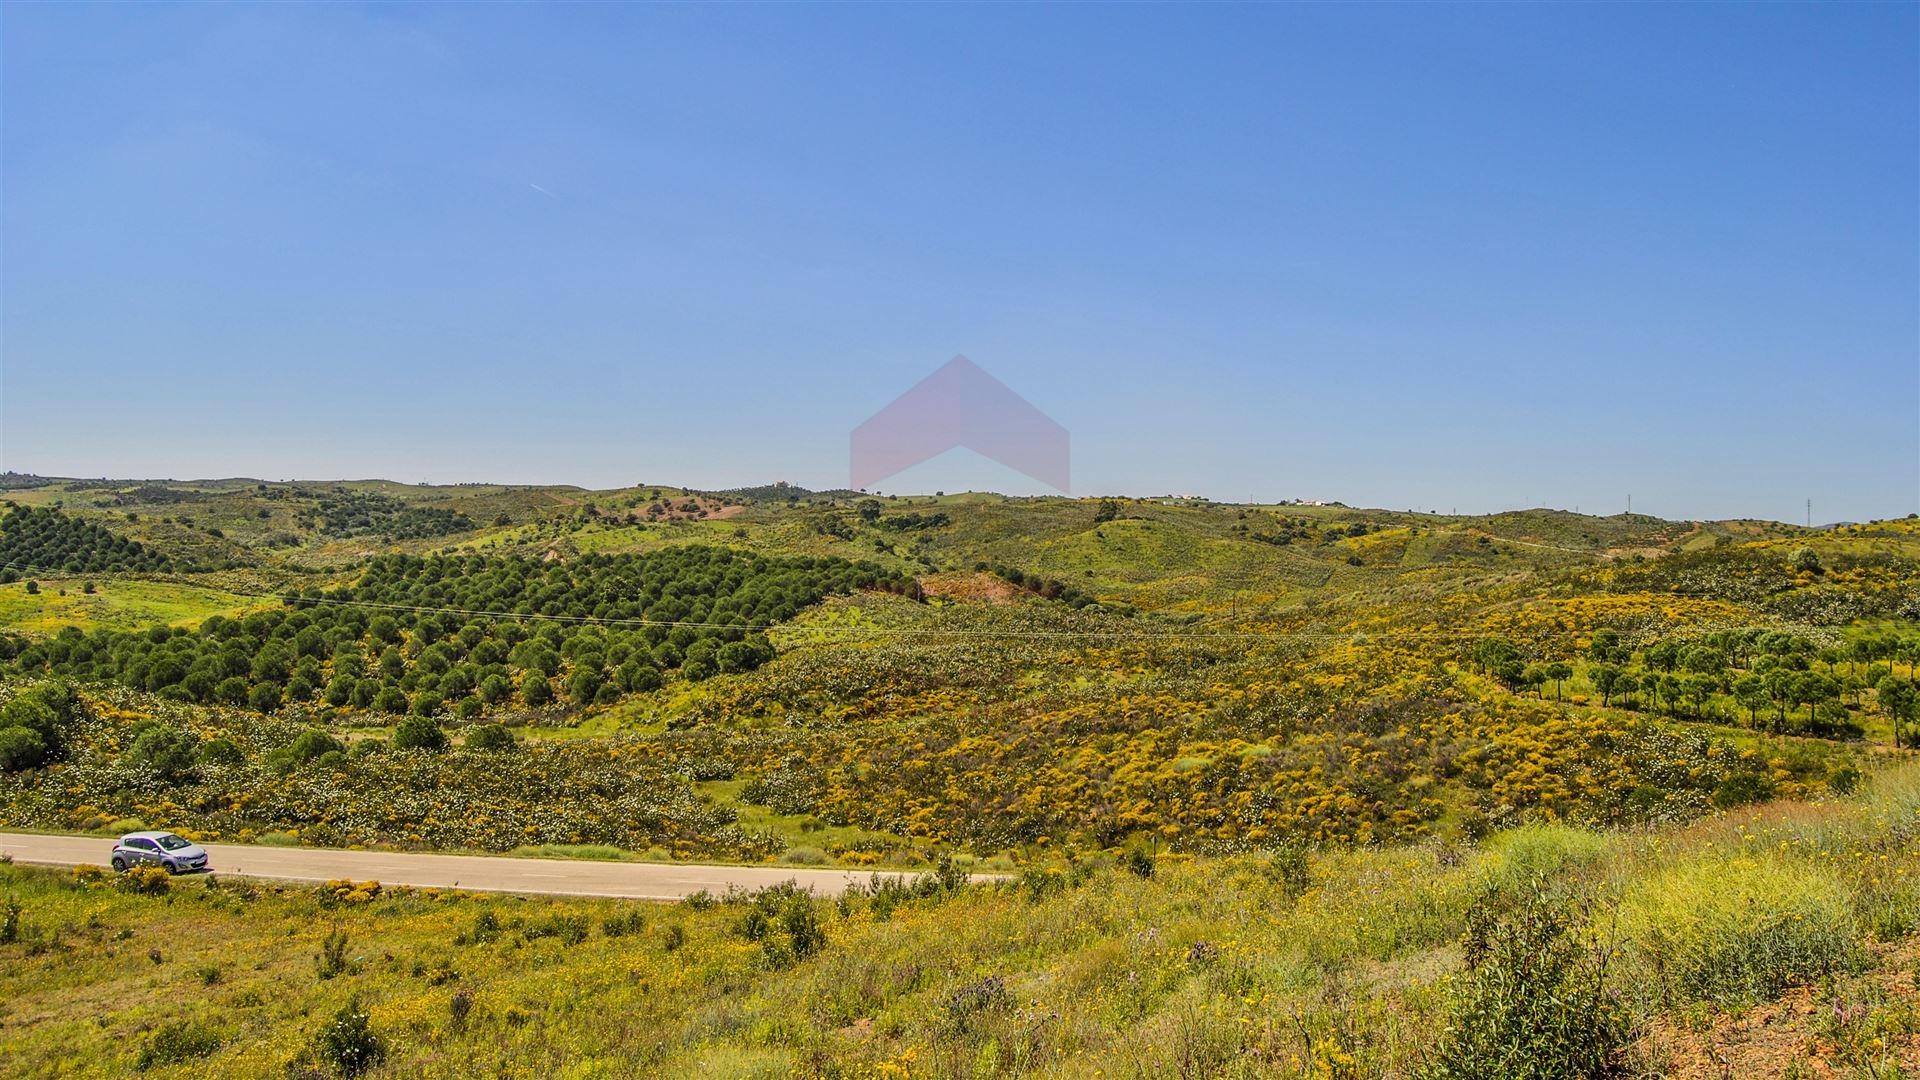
[1,476,1917,1077]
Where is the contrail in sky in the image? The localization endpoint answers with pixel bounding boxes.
[528,183,555,197]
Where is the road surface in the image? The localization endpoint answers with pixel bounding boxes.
[0,832,926,900]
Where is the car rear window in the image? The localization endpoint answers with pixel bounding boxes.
[156,835,192,851]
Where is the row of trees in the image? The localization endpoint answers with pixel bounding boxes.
[0,505,179,575]
[976,563,1100,610]
[1471,626,1920,744]
[2,547,912,719]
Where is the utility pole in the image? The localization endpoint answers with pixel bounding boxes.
[1806,499,1811,528]
[1626,493,1631,515]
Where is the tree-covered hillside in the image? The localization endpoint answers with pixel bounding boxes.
[4,546,913,719]
[0,504,179,575]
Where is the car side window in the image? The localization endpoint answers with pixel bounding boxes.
[126,838,155,852]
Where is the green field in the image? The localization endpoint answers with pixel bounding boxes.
[0,578,263,634]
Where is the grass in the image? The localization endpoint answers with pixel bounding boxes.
[1616,850,1861,1007]
[6,764,1920,1076]
[0,578,262,634]
[503,843,634,862]
[697,778,929,866]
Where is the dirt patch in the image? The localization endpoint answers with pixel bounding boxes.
[918,572,1019,604]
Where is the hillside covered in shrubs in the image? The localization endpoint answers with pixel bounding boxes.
[0,479,1917,1077]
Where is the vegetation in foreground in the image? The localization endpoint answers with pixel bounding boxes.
[4,767,1920,1077]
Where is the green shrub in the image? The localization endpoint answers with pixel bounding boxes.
[603,909,646,937]
[0,725,48,771]
[1421,878,1629,1080]
[524,913,590,945]
[1475,824,1610,895]
[312,1000,384,1077]
[1619,853,1860,1006]
[393,716,448,752]
[316,929,350,979]
[1711,771,1777,809]
[116,866,171,896]
[267,728,344,772]
[134,1019,223,1070]
[125,724,198,782]
[0,681,83,769]
[195,737,245,767]
[733,882,826,969]
[463,723,515,752]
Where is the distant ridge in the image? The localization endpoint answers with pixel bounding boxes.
[714,481,866,503]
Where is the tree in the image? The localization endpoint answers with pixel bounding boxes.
[268,728,344,772]
[1614,673,1639,710]
[1732,674,1768,729]
[521,673,554,707]
[1590,665,1622,707]
[464,723,516,751]
[247,682,283,712]
[0,682,83,766]
[0,726,48,771]
[716,639,766,674]
[126,724,199,783]
[1788,547,1822,573]
[1765,670,1797,731]
[1680,674,1716,719]
[1541,662,1573,701]
[478,673,512,704]
[393,715,448,752]
[1470,637,1520,676]
[1879,676,1918,751]
[566,666,604,704]
[1679,645,1728,681]
[1587,629,1628,664]
[1645,641,1680,673]
[1793,672,1839,727]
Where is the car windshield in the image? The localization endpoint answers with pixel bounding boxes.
[155,835,192,851]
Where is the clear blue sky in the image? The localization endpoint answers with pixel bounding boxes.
[3,3,1914,523]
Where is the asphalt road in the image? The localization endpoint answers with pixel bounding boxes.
[0,832,922,900]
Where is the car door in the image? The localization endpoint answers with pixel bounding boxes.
[126,838,158,865]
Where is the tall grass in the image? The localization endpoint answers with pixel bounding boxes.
[1618,851,1861,1007]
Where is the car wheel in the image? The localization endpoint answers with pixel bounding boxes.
[111,856,127,871]
[162,860,177,874]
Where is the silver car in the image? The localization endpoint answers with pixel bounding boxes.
[110,831,210,874]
